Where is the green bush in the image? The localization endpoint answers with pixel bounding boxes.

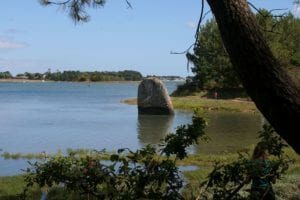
[20,114,292,199]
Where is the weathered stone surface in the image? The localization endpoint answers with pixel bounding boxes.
[138,78,174,115]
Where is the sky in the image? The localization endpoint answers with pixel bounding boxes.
[0,0,299,77]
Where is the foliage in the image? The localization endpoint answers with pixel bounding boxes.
[256,11,300,67]
[12,70,143,81]
[39,0,106,23]
[189,19,240,90]
[163,112,207,159]
[186,11,300,91]
[44,70,143,81]
[22,111,207,199]
[24,72,44,80]
[39,0,133,23]
[171,81,202,97]
[257,125,288,157]
[197,125,294,200]
[0,71,13,79]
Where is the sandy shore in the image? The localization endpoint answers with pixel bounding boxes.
[0,78,50,83]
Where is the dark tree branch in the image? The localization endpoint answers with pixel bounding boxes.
[125,0,132,9]
[171,0,290,72]
[170,44,194,55]
[260,28,282,35]
[195,0,205,42]
[170,10,211,56]
[40,0,71,6]
[248,1,288,18]
[170,0,210,72]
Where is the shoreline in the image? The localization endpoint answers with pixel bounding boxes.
[0,78,141,83]
[121,96,258,113]
[0,78,50,83]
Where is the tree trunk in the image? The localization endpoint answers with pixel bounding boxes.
[206,0,300,153]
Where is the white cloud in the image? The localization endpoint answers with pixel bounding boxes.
[0,37,27,49]
[5,28,22,34]
[186,21,197,29]
[0,57,58,74]
[0,58,33,67]
[293,5,300,16]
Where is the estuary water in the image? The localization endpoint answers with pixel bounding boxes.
[0,82,262,176]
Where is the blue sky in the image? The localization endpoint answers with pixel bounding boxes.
[0,0,299,77]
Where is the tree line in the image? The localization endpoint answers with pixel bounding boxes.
[0,70,143,81]
[44,70,143,81]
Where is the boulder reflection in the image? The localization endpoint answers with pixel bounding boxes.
[137,115,174,146]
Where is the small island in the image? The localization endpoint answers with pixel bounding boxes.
[0,70,144,82]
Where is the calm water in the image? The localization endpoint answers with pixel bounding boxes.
[0,82,261,176]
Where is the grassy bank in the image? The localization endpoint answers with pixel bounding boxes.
[122,96,258,113]
[0,176,41,200]
[1,148,299,199]
[1,149,112,160]
[181,148,300,199]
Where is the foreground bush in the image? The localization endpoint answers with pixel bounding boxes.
[22,112,206,200]
[21,113,293,199]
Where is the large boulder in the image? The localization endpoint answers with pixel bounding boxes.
[138,78,174,115]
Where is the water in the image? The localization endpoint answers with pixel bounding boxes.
[0,82,261,176]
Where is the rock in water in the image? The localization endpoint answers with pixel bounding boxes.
[138,78,174,115]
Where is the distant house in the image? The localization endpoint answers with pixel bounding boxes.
[185,76,194,83]
[15,74,28,79]
[145,75,185,81]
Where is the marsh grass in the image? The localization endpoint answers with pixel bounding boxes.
[1,147,299,199]
[122,96,258,113]
[1,152,46,160]
[1,149,112,161]
[0,176,40,200]
[180,147,300,199]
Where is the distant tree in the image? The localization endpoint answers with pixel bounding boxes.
[23,72,44,80]
[118,70,143,81]
[44,70,142,81]
[0,71,13,79]
[33,73,43,80]
[16,73,25,77]
[189,19,241,90]
[24,72,34,80]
